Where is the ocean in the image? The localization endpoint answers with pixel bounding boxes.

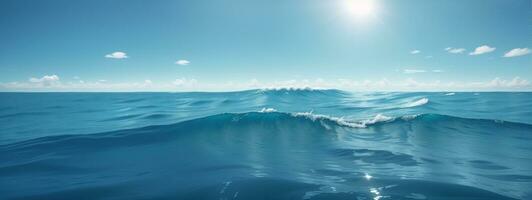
[1,89,531,199]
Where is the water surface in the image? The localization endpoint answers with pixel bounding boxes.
[1,90,531,199]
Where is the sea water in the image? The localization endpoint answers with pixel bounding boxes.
[1,89,531,199]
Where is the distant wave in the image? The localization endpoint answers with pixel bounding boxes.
[402,98,429,108]
[445,92,455,96]
[258,107,277,113]
[254,88,347,96]
[257,87,324,92]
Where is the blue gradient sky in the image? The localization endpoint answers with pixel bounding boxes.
[0,0,531,91]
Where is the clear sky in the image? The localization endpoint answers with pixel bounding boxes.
[0,0,531,91]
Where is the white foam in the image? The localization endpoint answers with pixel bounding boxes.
[258,107,277,113]
[400,114,421,121]
[362,113,393,124]
[292,112,394,128]
[293,111,364,128]
[402,98,429,108]
[444,92,455,96]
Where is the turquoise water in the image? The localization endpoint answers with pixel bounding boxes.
[1,90,532,199]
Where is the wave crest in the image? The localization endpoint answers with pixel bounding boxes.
[292,112,394,128]
[402,98,429,108]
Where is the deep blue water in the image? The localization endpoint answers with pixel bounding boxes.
[1,89,532,199]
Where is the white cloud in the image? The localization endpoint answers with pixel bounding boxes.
[29,75,60,86]
[469,45,495,55]
[1,78,171,92]
[175,60,190,66]
[105,51,128,59]
[503,48,530,58]
[445,47,466,54]
[403,69,426,74]
[173,78,197,87]
[402,68,442,74]
[487,77,529,87]
[262,77,530,91]
[2,76,531,92]
[410,50,420,54]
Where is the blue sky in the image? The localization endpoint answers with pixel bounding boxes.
[0,0,530,91]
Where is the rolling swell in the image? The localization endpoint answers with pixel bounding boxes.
[1,111,531,199]
[4,111,531,151]
[1,112,335,154]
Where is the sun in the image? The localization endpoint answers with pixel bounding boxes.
[343,0,377,19]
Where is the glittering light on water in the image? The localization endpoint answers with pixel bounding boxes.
[370,187,383,200]
[364,173,373,180]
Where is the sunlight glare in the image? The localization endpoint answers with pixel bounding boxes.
[343,0,377,19]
